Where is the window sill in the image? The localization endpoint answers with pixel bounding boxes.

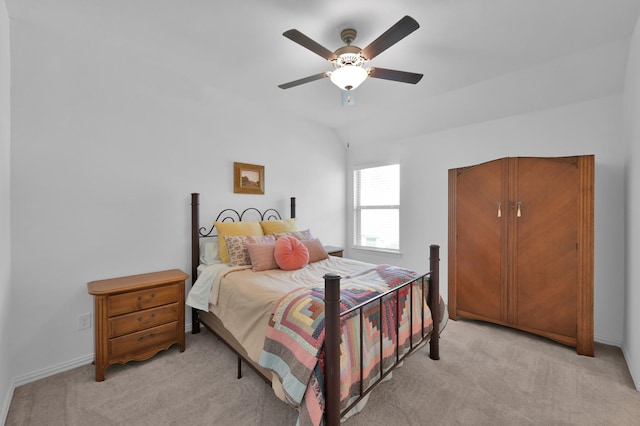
[351,246,402,256]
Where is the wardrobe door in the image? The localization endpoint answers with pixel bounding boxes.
[449,158,507,322]
[511,157,579,344]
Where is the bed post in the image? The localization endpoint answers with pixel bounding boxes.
[429,244,440,360]
[191,193,201,334]
[324,272,341,426]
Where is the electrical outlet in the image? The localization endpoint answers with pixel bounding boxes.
[78,313,91,330]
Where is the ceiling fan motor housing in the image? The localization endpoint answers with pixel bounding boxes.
[333,50,365,69]
[334,28,365,68]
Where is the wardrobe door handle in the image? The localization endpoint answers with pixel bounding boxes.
[497,202,502,218]
[517,201,522,217]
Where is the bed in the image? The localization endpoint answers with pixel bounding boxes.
[187,193,445,425]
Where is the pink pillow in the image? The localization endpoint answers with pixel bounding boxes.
[302,239,329,263]
[224,235,276,266]
[247,243,278,272]
[274,236,310,270]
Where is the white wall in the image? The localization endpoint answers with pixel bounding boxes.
[8,14,346,383]
[623,13,640,390]
[0,0,12,421]
[347,95,627,347]
[4,0,637,409]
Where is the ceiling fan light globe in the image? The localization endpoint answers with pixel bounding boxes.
[330,66,368,91]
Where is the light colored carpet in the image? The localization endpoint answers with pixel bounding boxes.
[6,319,640,425]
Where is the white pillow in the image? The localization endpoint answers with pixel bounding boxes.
[199,237,221,265]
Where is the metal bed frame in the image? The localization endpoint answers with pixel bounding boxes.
[189,192,440,425]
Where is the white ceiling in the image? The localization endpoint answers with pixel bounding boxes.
[7,0,640,146]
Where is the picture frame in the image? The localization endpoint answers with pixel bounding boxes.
[233,162,265,195]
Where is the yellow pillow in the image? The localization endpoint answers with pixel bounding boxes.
[215,221,264,263]
[260,218,298,235]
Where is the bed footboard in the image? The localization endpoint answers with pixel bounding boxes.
[191,193,201,334]
[429,244,440,360]
[323,272,341,426]
[323,244,440,426]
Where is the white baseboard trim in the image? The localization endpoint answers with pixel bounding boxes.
[14,322,194,388]
[13,353,94,388]
[4,355,95,425]
[594,334,623,347]
[621,345,640,392]
[2,319,197,424]
[1,379,15,426]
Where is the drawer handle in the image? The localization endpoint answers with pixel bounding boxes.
[137,333,156,341]
[137,293,156,303]
[138,313,156,323]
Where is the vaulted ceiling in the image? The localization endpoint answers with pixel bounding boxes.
[7,0,640,145]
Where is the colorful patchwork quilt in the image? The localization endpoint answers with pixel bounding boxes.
[258,264,436,426]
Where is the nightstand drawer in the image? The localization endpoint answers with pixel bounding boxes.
[108,283,179,317]
[109,303,179,338]
[109,321,179,359]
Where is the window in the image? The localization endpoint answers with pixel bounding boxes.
[353,164,400,252]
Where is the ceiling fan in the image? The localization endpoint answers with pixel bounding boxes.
[278,15,423,91]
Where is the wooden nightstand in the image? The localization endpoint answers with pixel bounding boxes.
[87,269,188,381]
[324,246,344,257]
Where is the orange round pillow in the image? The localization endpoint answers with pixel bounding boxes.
[274,236,310,270]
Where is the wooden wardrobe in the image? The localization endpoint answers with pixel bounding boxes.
[448,155,594,355]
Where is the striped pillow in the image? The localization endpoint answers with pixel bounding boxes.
[247,243,278,272]
[225,235,275,266]
[274,229,313,241]
[302,239,329,263]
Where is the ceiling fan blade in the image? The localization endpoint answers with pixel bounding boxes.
[369,67,423,84]
[278,72,330,89]
[361,16,420,60]
[283,29,338,61]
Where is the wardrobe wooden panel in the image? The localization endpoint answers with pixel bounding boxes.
[448,155,594,355]
[449,158,505,323]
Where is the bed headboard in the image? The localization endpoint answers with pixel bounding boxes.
[190,193,296,287]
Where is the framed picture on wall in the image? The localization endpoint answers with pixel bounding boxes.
[233,162,265,194]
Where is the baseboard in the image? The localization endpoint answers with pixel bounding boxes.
[14,322,194,388]
[13,353,94,388]
[621,345,640,391]
[594,334,623,347]
[4,320,197,422]
[1,379,15,426]
[4,354,94,424]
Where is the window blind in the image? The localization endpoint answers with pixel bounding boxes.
[353,164,400,251]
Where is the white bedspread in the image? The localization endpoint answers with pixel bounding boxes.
[186,263,250,309]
